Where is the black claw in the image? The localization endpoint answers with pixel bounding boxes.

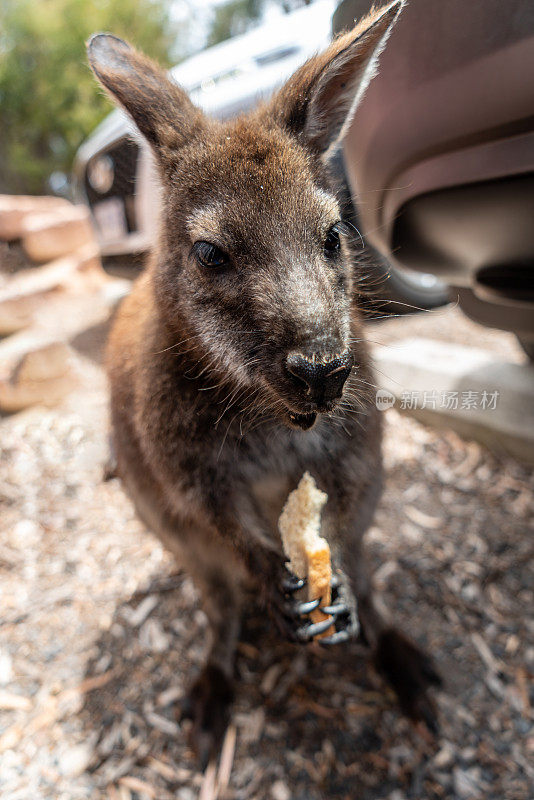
[282,576,306,594]
[320,602,349,616]
[330,573,342,590]
[319,629,351,646]
[276,568,360,646]
[297,616,334,641]
[290,598,321,616]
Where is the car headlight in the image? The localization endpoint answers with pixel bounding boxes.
[87,154,115,194]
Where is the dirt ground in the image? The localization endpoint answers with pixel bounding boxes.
[0,286,533,799]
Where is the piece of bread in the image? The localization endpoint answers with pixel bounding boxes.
[278,472,334,638]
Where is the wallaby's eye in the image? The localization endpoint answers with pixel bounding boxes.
[193,241,229,270]
[324,224,341,257]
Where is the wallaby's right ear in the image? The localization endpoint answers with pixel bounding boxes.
[269,0,404,157]
[87,34,204,157]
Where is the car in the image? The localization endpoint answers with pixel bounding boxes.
[337,0,534,356]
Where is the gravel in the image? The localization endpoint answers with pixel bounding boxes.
[0,300,532,799]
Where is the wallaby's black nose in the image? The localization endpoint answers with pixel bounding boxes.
[286,350,353,404]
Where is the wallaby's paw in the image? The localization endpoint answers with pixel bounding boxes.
[318,572,360,646]
[271,568,357,644]
[180,664,234,769]
[374,628,442,735]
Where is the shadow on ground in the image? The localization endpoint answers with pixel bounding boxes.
[37,373,531,799]
[79,571,435,800]
[77,446,533,800]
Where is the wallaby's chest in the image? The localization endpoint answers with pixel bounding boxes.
[228,418,350,525]
[250,474,293,535]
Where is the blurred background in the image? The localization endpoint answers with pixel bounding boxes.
[0,1,533,799]
[0,0,307,197]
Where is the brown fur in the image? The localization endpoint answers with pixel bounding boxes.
[88,0,440,761]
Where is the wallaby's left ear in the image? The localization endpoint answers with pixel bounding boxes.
[270,0,404,156]
[87,33,205,159]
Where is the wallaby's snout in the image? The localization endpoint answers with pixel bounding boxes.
[262,237,355,427]
[286,349,353,407]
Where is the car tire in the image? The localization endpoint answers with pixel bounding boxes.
[517,335,534,361]
[332,160,451,318]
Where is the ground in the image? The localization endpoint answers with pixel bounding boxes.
[0,271,532,799]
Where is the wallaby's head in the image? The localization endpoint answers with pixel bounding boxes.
[88,2,402,430]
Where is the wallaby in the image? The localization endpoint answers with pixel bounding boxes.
[88,0,441,764]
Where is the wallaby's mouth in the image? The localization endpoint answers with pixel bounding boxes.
[283,398,338,430]
[287,410,318,430]
[261,355,348,431]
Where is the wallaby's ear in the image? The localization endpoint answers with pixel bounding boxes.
[270,0,404,156]
[87,34,205,158]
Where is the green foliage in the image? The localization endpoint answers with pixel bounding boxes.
[207,0,265,47]
[207,0,305,50]
[0,0,177,194]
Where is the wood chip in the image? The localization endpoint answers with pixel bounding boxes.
[260,663,283,695]
[118,786,132,800]
[199,760,217,800]
[216,724,237,796]
[122,595,159,627]
[145,710,180,737]
[147,756,192,783]
[69,667,117,697]
[0,691,32,711]
[119,776,157,798]
[405,505,442,529]
[0,285,530,800]
[156,685,183,707]
[471,633,504,674]
[515,667,532,717]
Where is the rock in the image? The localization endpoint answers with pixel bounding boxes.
[0,292,44,336]
[21,205,95,263]
[0,247,127,351]
[0,245,103,335]
[0,342,81,413]
[0,241,129,412]
[0,195,71,241]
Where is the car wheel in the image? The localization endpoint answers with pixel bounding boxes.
[355,249,452,318]
[332,155,451,318]
[517,335,534,361]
